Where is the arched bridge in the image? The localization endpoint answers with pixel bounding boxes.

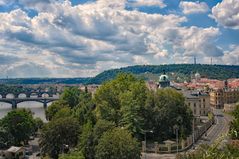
[0,97,59,109]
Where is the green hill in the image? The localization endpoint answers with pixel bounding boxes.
[1,64,239,85]
[87,64,239,84]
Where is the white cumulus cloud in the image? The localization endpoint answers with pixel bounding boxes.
[179,1,209,15]
[211,0,239,30]
[0,0,226,77]
[130,0,166,8]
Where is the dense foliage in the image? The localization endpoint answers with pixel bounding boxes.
[95,128,141,159]
[40,73,193,159]
[94,74,192,140]
[88,64,239,84]
[145,89,193,140]
[230,104,239,139]
[0,109,36,145]
[1,64,239,85]
[40,117,80,159]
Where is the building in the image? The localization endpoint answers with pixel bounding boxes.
[210,88,239,109]
[158,71,170,88]
[183,91,211,117]
[4,146,25,159]
[224,103,238,113]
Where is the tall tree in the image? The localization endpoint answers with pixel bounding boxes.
[45,100,69,121]
[95,128,141,159]
[145,88,193,141]
[61,87,81,108]
[40,117,79,159]
[94,73,147,137]
[1,108,36,145]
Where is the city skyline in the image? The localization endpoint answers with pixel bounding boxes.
[0,0,238,78]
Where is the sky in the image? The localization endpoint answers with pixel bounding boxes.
[0,0,239,78]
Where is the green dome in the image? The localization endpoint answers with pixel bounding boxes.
[159,74,169,82]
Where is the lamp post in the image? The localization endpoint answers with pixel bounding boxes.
[173,125,179,154]
[192,117,195,147]
[144,130,153,159]
[174,116,182,154]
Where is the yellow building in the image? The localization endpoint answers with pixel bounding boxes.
[183,91,211,116]
[210,89,239,109]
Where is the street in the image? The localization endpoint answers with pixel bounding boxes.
[142,109,232,159]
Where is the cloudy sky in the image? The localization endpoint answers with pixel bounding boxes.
[0,0,238,78]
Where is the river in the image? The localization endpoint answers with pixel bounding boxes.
[0,94,55,122]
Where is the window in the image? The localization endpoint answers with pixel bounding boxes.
[194,103,196,107]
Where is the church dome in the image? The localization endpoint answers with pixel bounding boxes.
[195,72,201,80]
[159,74,169,82]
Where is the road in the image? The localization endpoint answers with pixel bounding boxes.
[142,109,232,159]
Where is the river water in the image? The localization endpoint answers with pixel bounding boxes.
[0,94,56,122]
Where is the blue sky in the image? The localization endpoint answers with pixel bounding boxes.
[0,0,238,78]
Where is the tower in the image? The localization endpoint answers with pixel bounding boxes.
[194,56,197,65]
[158,70,170,88]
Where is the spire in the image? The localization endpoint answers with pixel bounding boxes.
[194,56,197,65]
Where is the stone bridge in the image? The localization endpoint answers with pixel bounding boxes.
[0,97,59,109]
[0,90,60,99]
[0,89,61,109]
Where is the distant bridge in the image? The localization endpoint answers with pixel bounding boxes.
[0,91,60,99]
[0,97,59,109]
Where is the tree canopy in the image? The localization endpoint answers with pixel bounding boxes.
[39,117,80,159]
[0,108,36,145]
[95,128,141,159]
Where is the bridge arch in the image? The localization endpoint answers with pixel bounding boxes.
[18,93,27,98]
[41,93,49,98]
[6,93,15,99]
[30,92,39,98]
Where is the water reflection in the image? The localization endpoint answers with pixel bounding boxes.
[0,101,51,122]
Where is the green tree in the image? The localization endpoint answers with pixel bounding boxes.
[95,128,141,159]
[53,107,72,120]
[78,121,94,159]
[0,126,14,149]
[78,120,116,159]
[119,81,147,137]
[61,87,81,108]
[145,88,193,141]
[33,117,44,132]
[40,117,79,159]
[94,73,147,138]
[230,104,239,139]
[73,92,95,125]
[1,108,36,145]
[45,100,68,121]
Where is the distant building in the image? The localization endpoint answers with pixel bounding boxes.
[210,88,239,109]
[183,91,211,116]
[158,71,170,88]
[195,72,201,82]
[4,146,25,159]
[224,103,238,113]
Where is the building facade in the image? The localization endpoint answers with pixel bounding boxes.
[210,88,239,109]
[183,91,211,116]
